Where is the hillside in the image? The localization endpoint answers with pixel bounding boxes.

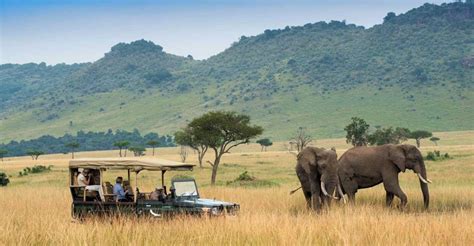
[1,2,473,142]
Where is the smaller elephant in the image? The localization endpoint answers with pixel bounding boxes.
[338,144,431,208]
[295,147,344,210]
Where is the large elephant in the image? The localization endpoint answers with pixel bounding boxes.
[338,144,431,208]
[295,147,344,210]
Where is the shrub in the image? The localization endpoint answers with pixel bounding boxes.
[19,165,52,176]
[0,172,9,186]
[226,171,278,188]
[426,150,451,161]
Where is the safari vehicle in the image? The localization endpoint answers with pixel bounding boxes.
[69,158,239,218]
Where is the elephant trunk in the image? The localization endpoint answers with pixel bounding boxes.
[321,173,339,200]
[416,159,430,209]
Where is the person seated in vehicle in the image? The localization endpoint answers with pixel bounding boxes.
[149,187,165,202]
[123,180,134,196]
[77,168,105,201]
[113,176,131,202]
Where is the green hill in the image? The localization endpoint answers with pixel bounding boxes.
[1,2,473,142]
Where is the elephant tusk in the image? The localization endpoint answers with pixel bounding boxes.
[417,173,432,184]
[337,184,347,204]
[321,182,338,199]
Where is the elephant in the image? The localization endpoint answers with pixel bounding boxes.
[338,144,431,209]
[294,147,344,210]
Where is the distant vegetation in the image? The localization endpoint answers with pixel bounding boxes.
[226,171,277,188]
[344,117,436,147]
[426,150,452,161]
[0,129,174,158]
[0,2,472,141]
[0,172,9,186]
[18,165,52,177]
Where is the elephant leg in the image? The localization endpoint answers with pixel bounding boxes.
[383,176,407,208]
[296,165,312,208]
[309,174,322,210]
[340,176,357,205]
[386,191,395,207]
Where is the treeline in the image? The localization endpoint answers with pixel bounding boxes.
[0,129,174,158]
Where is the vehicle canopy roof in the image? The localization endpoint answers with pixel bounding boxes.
[69,158,194,172]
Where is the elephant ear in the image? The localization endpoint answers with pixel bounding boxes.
[298,148,317,173]
[388,145,406,172]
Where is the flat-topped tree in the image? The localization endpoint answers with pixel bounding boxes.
[65,142,80,159]
[113,141,130,157]
[256,138,273,152]
[146,140,159,156]
[26,150,44,160]
[409,130,433,148]
[187,111,263,185]
[430,137,440,146]
[175,128,208,168]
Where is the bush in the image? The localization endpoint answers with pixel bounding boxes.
[19,165,52,176]
[0,172,9,186]
[226,171,278,188]
[426,150,451,161]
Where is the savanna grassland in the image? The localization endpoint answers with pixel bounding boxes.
[0,131,473,245]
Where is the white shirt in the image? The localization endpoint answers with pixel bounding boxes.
[77,173,87,186]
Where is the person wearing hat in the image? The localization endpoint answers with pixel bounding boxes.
[77,168,105,201]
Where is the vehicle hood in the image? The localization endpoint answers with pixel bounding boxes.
[177,197,237,207]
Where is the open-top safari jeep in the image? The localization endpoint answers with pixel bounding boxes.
[69,158,239,218]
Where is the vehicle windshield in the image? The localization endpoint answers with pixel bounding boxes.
[173,180,198,197]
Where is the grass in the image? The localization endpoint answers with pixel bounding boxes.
[0,130,473,245]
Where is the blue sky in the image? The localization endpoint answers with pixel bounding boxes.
[1,0,448,64]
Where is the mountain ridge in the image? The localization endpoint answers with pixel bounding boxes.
[1,2,473,142]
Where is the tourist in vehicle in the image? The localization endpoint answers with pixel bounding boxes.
[77,168,105,201]
[113,177,131,202]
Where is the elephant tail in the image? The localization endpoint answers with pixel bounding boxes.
[289,186,302,195]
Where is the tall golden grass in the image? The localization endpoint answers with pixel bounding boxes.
[0,131,473,245]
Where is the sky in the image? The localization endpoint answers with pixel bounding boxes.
[1,0,449,64]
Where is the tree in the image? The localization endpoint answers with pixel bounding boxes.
[0,149,7,161]
[26,150,44,160]
[368,127,411,146]
[175,129,208,168]
[65,142,80,159]
[291,127,312,153]
[430,136,440,146]
[113,141,130,157]
[179,145,188,163]
[409,130,433,147]
[368,127,396,146]
[187,111,263,185]
[344,117,370,146]
[146,140,159,156]
[256,138,273,151]
[128,146,145,156]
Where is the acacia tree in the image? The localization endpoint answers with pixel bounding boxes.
[26,150,44,160]
[187,111,263,185]
[128,146,146,156]
[147,140,159,156]
[409,130,433,148]
[344,117,370,146]
[179,146,188,163]
[256,138,273,152]
[174,129,208,168]
[367,127,411,146]
[430,137,440,146]
[65,142,80,159]
[291,127,312,153]
[0,149,7,162]
[113,141,130,157]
